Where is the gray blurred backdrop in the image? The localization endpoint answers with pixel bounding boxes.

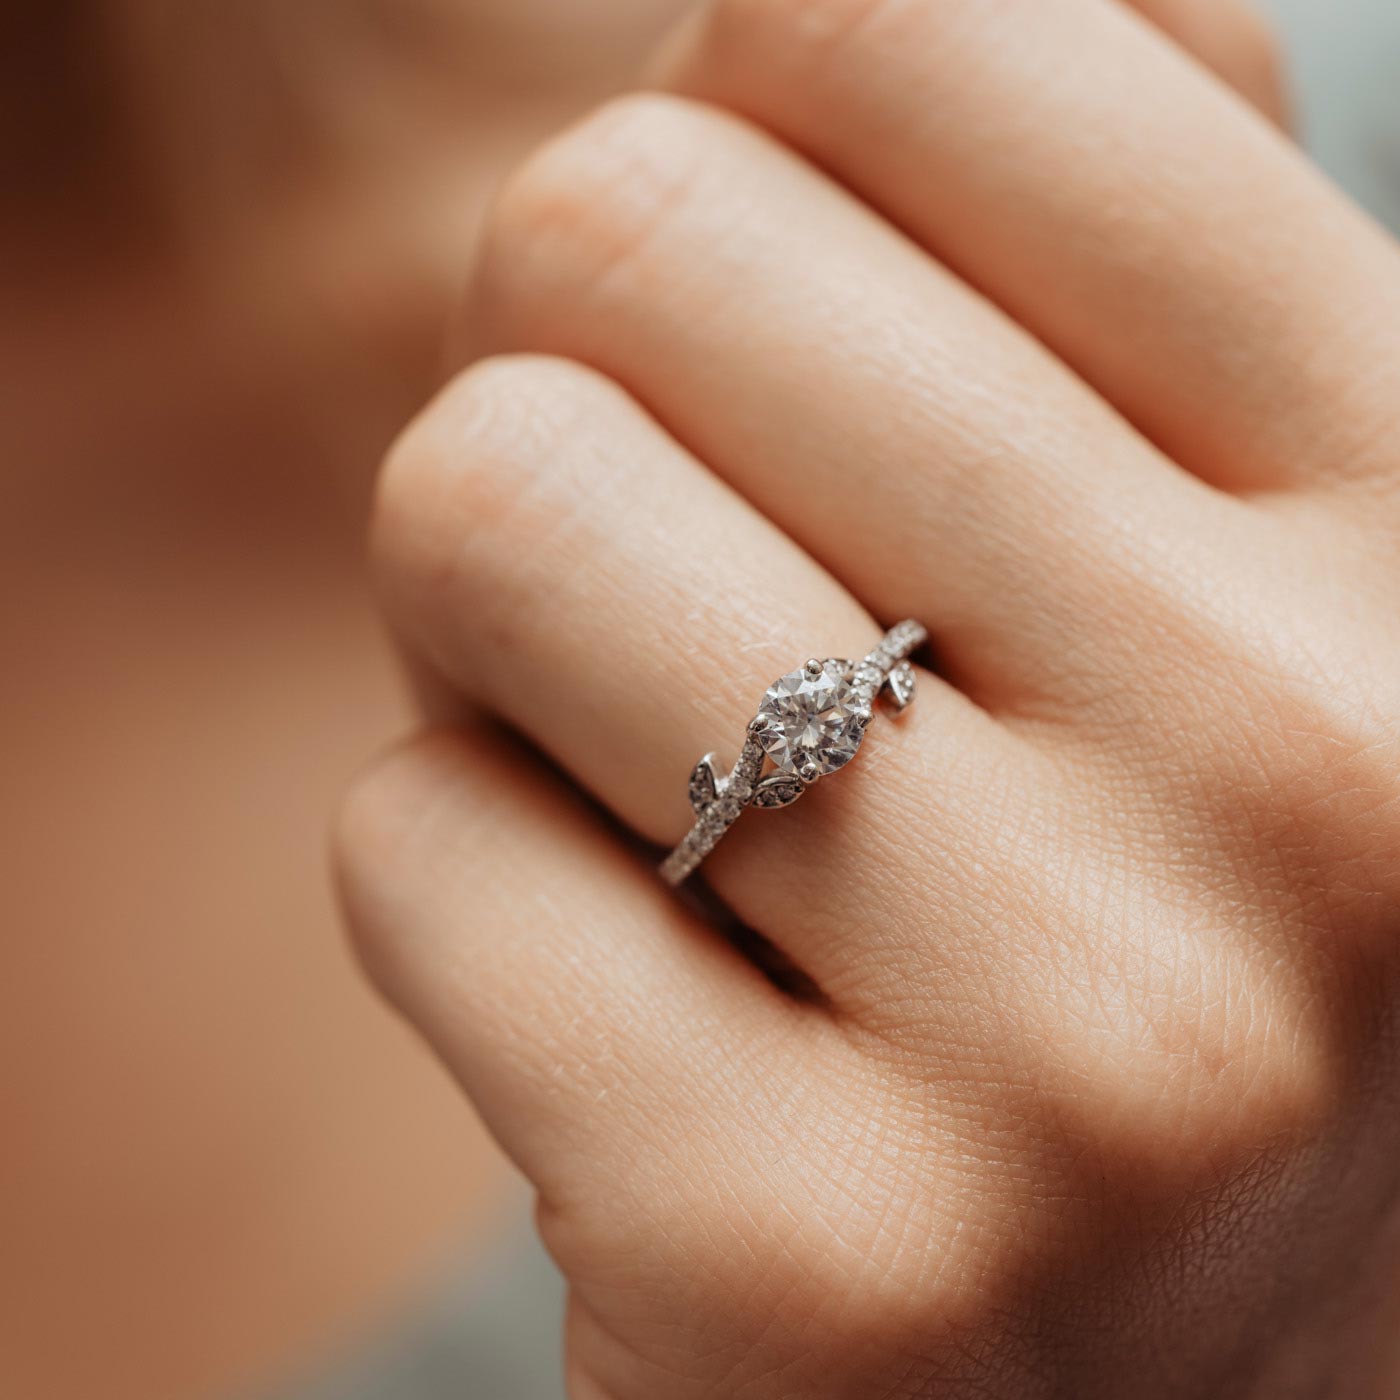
[266,3,1400,1397]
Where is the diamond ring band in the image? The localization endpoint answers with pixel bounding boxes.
[659,621,927,886]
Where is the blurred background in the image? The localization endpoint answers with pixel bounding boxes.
[2,3,1397,1399]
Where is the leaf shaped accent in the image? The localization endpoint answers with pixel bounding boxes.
[751,774,805,809]
[689,754,721,814]
[886,661,916,713]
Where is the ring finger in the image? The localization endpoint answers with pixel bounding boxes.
[373,353,1033,998]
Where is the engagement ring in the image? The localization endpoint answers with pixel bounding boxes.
[660,620,927,886]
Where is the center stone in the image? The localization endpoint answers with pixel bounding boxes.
[755,660,867,777]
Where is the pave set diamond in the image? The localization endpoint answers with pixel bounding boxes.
[659,621,927,886]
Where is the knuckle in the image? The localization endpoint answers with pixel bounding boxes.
[699,0,991,88]
[371,354,614,620]
[1204,660,1400,914]
[334,743,413,890]
[746,1172,1036,1387]
[1087,960,1330,1171]
[478,92,722,329]
[331,733,454,988]
[993,872,1342,1192]
[1106,574,1400,929]
[334,730,517,1013]
[710,0,895,49]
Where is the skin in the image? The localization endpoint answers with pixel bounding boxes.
[336,1,1400,1398]
[0,0,1315,1396]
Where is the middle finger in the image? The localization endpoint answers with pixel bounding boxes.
[465,94,1238,712]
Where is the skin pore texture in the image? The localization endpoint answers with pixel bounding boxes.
[1,2,1375,1399]
[338,1,1400,1398]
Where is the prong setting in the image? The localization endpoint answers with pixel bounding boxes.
[659,622,928,886]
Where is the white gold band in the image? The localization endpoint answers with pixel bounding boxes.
[660,621,927,887]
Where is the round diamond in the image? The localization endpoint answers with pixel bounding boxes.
[755,660,867,777]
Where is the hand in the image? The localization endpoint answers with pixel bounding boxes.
[336,1,1400,1395]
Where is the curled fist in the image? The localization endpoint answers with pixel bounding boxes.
[337,1,1400,1395]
